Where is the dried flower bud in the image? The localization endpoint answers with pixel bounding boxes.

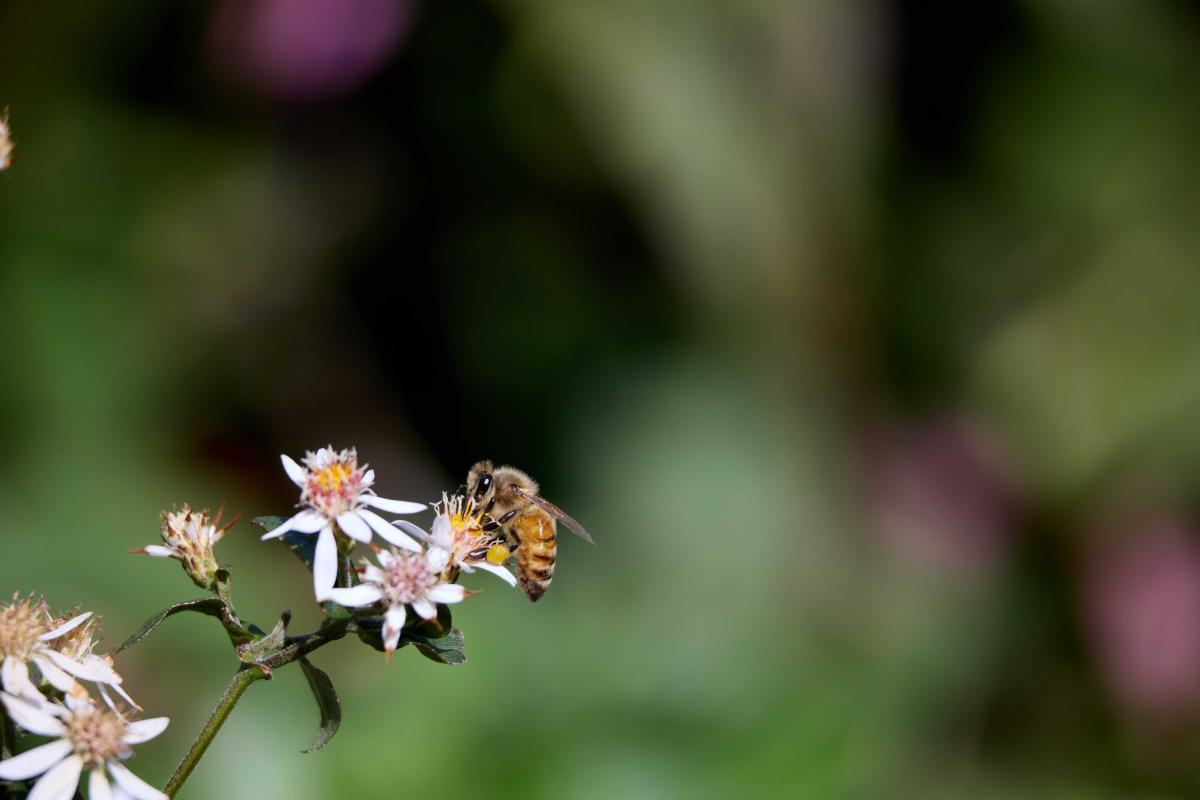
[134,504,235,590]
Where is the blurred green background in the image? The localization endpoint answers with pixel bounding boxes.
[4,0,1200,797]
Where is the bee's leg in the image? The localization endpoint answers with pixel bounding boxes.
[503,529,521,551]
[481,510,519,533]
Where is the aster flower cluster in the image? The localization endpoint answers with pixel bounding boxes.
[0,596,168,800]
[0,445,571,799]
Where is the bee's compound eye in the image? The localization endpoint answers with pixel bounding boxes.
[474,473,493,499]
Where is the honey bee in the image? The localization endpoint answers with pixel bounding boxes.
[467,460,593,602]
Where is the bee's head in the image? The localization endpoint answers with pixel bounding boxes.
[467,460,496,505]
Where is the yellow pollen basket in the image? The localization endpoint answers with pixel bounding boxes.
[486,543,511,565]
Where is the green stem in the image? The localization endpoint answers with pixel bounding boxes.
[162,666,267,798]
[160,618,352,797]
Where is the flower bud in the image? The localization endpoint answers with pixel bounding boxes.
[135,504,235,590]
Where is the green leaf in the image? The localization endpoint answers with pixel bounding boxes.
[253,515,316,570]
[353,606,465,665]
[237,611,290,663]
[408,627,467,666]
[298,657,341,752]
[116,597,253,653]
[323,601,353,620]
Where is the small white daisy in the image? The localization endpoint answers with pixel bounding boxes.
[260,447,425,598]
[0,596,126,709]
[321,545,466,658]
[0,691,168,800]
[132,505,235,590]
[44,612,140,711]
[412,493,518,588]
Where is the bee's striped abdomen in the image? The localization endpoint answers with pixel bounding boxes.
[515,511,557,602]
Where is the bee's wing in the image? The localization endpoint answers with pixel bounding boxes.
[513,488,594,544]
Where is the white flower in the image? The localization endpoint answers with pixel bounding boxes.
[0,596,126,708]
[260,447,425,599]
[419,493,517,588]
[0,691,168,800]
[322,545,466,657]
[133,505,234,590]
[44,612,140,711]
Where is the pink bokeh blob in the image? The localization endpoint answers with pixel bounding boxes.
[211,0,417,102]
[1083,519,1200,720]
[867,418,1022,579]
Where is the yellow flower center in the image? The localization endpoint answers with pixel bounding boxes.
[314,463,352,492]
[302,454,365,517]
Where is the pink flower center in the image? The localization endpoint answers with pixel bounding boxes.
[382,551,438,605]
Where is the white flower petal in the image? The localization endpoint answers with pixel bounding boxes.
[312,527,339,598]
[281,453,307,487]
[361,495,425,515]
[293,511,331,532]
[104,680,141,711]
[40,612,92,642]
[122,717,169,745]
[319,585,383,608]
[2,656,40,701]
[411,598,437,620]
[374,522,421,553]
[42,650,120,685]
[382,606,406,652]
[26,753,81,800]
[336,512,372,543]
[468,560,518,586]
[90,769,115,800]
[0,739,72,780]
[430,516,452,549]
[108,761,167,800]
[98,684,119,712]
[261,511,326,540]
[139,545,179,558]
[356,508,405,543]
[392,519,430,542]
[426,584,467,604]
[64,693,90,714]
[361,565,385,584]
[425,547,450,573]
[1,694,66,737]
[362,469,375,487]
[31,654,76,694]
